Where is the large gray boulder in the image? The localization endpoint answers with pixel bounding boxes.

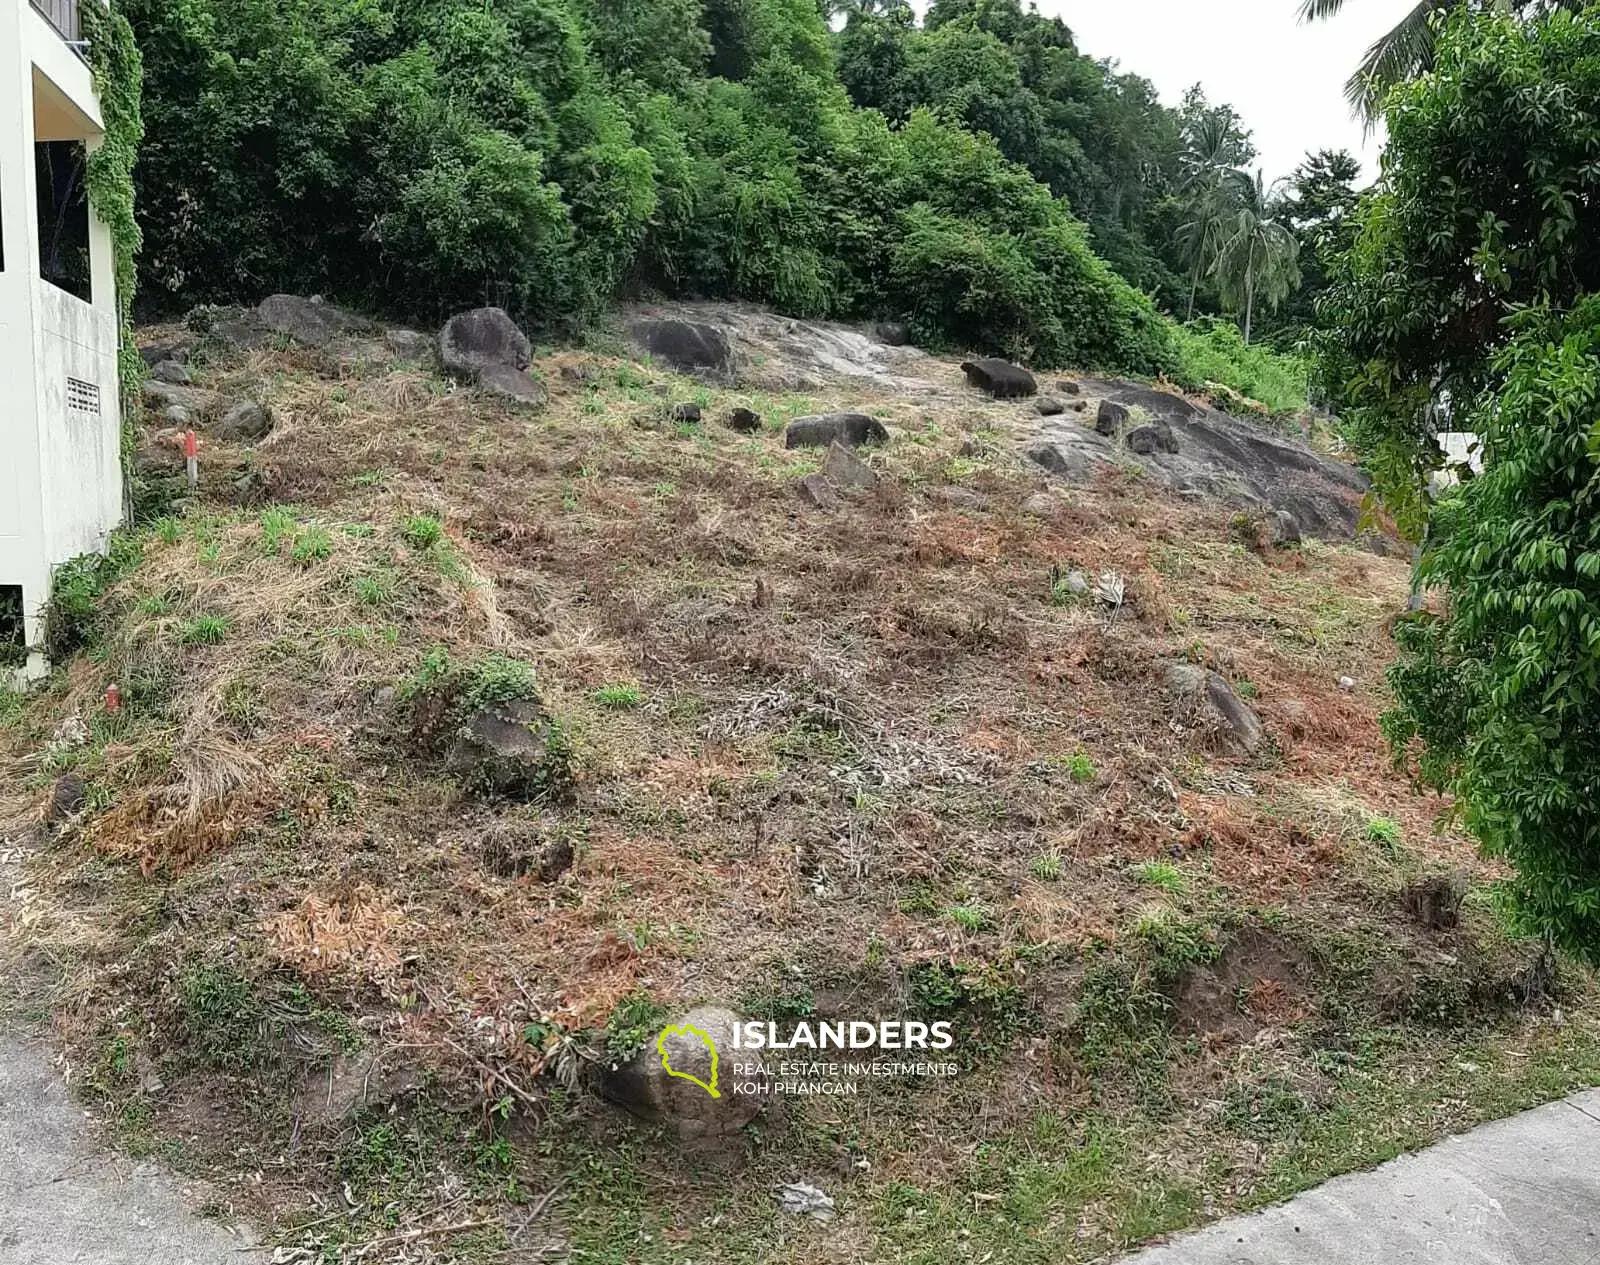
[629,319,736,377]
[785,412,889,449]
[257,294,368,348]
[596,1005,766,1145]
[1166,664,1264,755]
[439,307,531,379]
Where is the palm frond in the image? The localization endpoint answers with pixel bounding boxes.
[1298,0,1350,22]
[1347,0,1456,124]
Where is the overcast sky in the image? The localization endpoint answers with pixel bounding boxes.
[1044,0,1421,185]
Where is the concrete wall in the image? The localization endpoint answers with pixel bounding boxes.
[0,0,121,679]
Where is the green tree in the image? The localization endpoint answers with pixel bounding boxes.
[1317,5,1600,535]
[1300,0,1588,121]
[1385,300,1600,959]
[1319,6,1600,955]
[1264,147,1362,340]
[1212,170,1300,344]
[1172,90,1255,319]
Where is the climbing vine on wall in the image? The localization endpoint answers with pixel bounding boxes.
[80,0,144,453]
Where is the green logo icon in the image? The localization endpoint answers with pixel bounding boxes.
[657,1024,720,1098]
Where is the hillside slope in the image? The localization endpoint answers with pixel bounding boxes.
[0,302,1595,1264]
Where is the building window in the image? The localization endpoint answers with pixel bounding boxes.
[36,140,91,302]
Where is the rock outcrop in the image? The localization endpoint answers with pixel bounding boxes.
[629,318,736,377]
[1026,377,1370,541]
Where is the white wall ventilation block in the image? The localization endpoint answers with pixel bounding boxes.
[65,377,102,417]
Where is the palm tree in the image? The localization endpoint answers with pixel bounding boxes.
[1176,189,1233,321]
[1300,0,1584,124]
[1212,171,1300,344]
[1175,108,1247,319]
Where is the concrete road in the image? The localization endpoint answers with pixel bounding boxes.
[0,1034,253,1263]
[1120,1089,1600,1264]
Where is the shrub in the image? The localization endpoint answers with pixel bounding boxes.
[42,534,143,661]
[1169,318,1309,415]
[1385,300,1600,959]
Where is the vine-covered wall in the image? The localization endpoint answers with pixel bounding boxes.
[79,0,144,480]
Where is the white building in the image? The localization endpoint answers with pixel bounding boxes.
[0,0,123,678]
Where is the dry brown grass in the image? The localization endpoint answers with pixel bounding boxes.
[0,325,1551,1260]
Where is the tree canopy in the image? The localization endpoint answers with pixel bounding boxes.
[1318,4,1600,958]
[118,0,1353,382]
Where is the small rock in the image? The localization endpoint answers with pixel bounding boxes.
[230,469,271,505]
[439,307,531,379]
[1058,569,1091,598]
[162,404,195,430]
[384,328,437,365]
[785,413,889,449]
[870,321,910,346]
[139,340,190,367]
[559,364,598,383]
[1095,400,1128,436]
[1034,397,1065,417]
[141,380,215,415]
[930,486,990,511]
[481,823,575,883]
[1071,400,1087,413]
[215,401,272,443]
[444,696,568,800]
[725,407,762,434]
[776,1182,837,1223]
[1401,872,1469,930]
[1125,422,1178,456]
[794,473,842,510]
[150,360,190,385]
[1166,663,1264,755]
[1056,379,1081,395]
[1024,439,1098,482]
[960,358,1037,399]
[475,363,547,407]
[670,402,702,423]
[45,774,86,823]
[1021,492,1057,517]
[822,440,878,491]
[596,1005,767,1145]
[1268,509,1302,548]
[1338,675,1356,692]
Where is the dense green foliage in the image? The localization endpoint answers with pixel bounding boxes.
[124,0,1196,373]
[1384,301,1600,959]
[1319,6,1600,956]
[1169,320,1309,415]
[1318,7,1600,536]
[81,0,145,515]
